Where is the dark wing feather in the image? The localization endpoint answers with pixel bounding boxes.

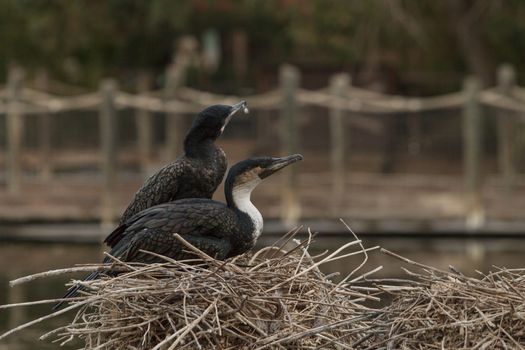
[119,160,186,224]
[52,271,101,310]
[117,148,227,236]
[113,229,232,263]
[55,199,235,309]
[105,205,172,247]
[106,199,238,262]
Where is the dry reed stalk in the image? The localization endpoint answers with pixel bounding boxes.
[3,227,525,350]
[1,229,383,349]
[362,249,525,350]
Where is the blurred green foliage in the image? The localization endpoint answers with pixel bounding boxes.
[1,0,524,92]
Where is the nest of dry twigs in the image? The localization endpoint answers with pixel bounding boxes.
[34,230,381,349]
[362,250,525,349]
[2,228,525,350]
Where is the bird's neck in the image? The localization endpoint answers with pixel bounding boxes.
[226,180,263,242]
[183,132,217,159]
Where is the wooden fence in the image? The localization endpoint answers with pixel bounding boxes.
[1,63,525,227]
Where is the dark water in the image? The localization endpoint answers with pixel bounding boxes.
[0,244,101,350]
[1,234,525,349]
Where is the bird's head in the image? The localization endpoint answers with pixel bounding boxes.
[188,101,247,142]
[225,154,303,199]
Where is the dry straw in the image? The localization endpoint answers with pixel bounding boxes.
[2,227,525,349]
[1,228,384,349]
[362,249,525,349]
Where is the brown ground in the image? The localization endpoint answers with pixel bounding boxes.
[0,139,524,231]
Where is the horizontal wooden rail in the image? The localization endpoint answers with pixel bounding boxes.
[1,63,525,231]
[0,75,524,117]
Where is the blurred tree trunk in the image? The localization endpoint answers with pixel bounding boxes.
[445,0,495,87]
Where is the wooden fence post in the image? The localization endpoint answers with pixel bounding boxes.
[496,64,516,191]
[462,76,484,230]
[135,72,154,177]
[99,79,118,227]
[165,36,198,161]
[329,73,350,215]
[279,64,301,227]
[165,63,183,161]
[232,29,248,84]
[6,66,24,194]
[36,70,53,181]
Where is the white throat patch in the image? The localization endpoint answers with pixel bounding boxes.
[232,178,263,239]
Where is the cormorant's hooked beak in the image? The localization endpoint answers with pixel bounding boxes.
[259,154,303,179]
[230,100,248,116]
[221,100,248,133]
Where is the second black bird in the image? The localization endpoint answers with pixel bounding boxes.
[116,101,247,234]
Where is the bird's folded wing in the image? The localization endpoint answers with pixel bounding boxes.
[105,200,235,251]
[118,162,185,225]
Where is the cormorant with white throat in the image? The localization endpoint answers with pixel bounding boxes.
[55,154,302,308]
[107,154,302,260]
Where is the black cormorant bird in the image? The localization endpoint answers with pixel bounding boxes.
[55,154,302,308]
[118,100,247,228]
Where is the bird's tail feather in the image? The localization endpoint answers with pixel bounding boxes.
[52,271,100,310]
